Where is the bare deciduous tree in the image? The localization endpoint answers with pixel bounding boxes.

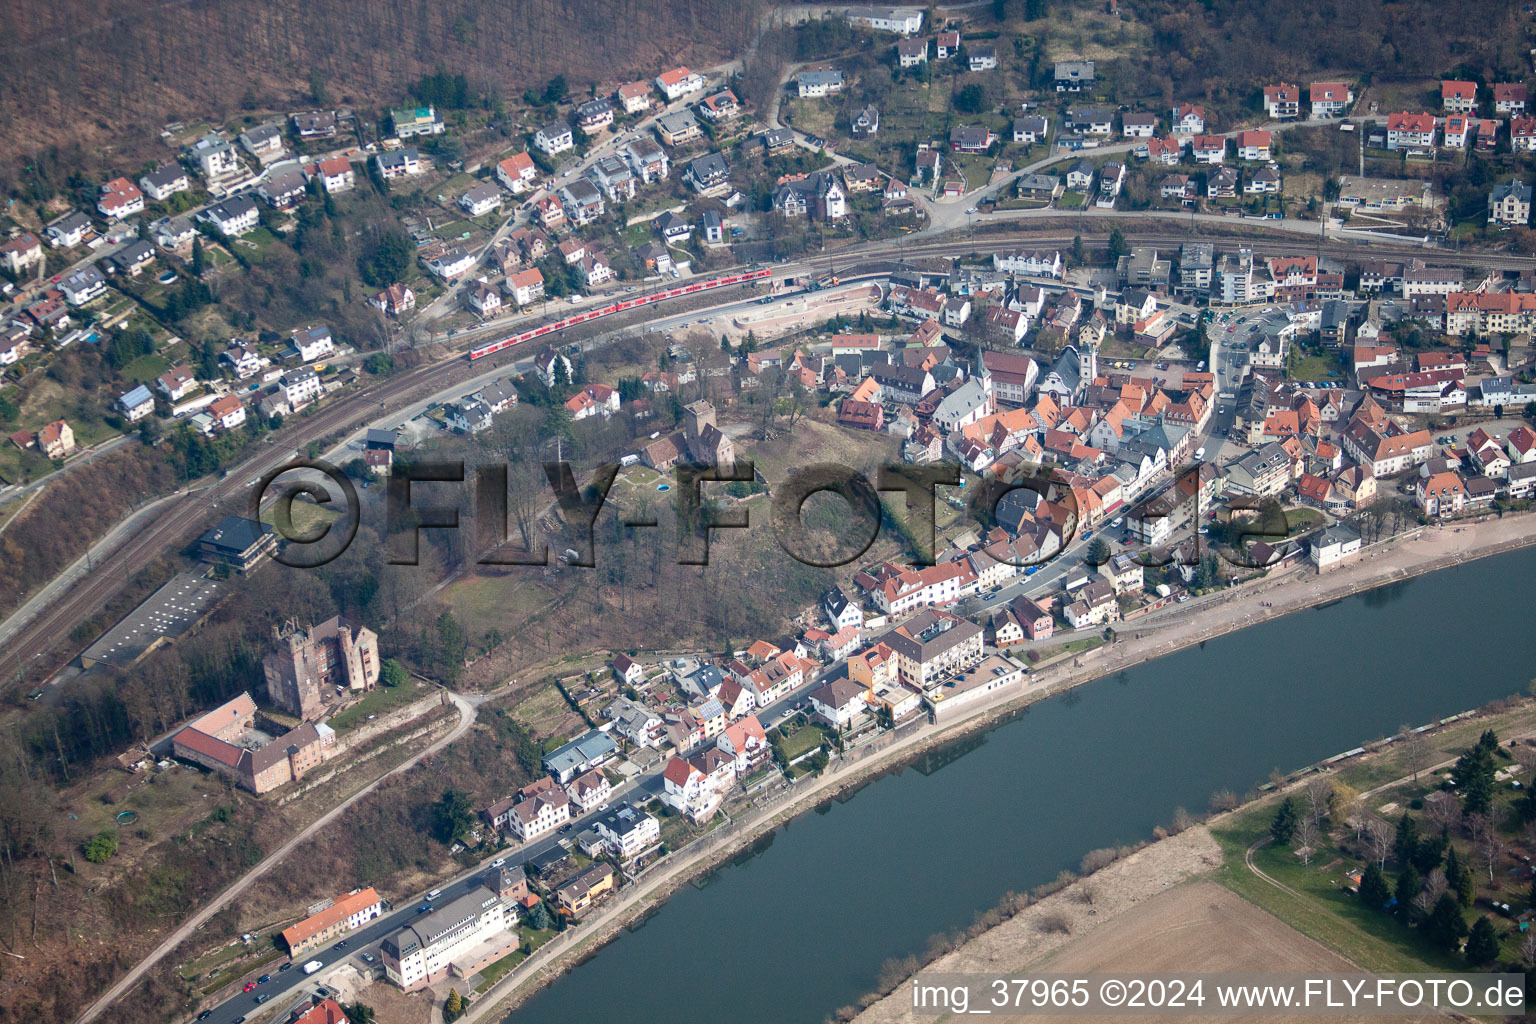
[1294,815,1320,864]
[1413,867,1448,917]
[1363,815,1393,867]
[1304,776,1332,826]
[1401,726,1432,783]
[1423,790,1462,832]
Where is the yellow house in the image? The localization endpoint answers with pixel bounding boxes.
[848,642,896,690]
[557,862,615,916]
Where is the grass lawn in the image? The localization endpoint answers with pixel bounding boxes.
[472,939,536,992]
[775,724,826,761]
[1289,353,1342,381]
[439,571,549,642]
[1056,191,1086,209]
[1211,812,1467,974]
[121,352,171,384]
[238,226,282,260]
[258,497,342,539]
[324,681,432,732]
[1281,507,1327,536]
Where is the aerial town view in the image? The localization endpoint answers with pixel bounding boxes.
[11,0,1536,1021]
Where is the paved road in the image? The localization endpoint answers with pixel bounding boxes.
[183,684,811,1024]
[76,692,479,1024]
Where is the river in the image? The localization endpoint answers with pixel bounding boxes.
[507,547,1536,1024]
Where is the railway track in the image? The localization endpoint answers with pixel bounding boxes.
[5,224,1525,684]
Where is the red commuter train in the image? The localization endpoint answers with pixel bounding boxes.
[467,267,773,360]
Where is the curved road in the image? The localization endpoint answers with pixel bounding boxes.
[74,692,478,1024]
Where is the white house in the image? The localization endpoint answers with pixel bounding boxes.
[197,195,260,237]
[655,66,706,102]
[495,152,538,193]
[459,182,503,217]
[534,122,575,156]
[139,165,190,202]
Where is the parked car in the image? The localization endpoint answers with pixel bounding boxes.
[361,952,377,964]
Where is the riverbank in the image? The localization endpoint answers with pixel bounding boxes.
[467,512,1536,1022]
[850,692,1536,1024]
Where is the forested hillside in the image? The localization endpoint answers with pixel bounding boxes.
[0,0,760,182]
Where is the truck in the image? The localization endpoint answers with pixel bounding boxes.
[303,961,323,975]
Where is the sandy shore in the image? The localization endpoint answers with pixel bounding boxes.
[465,512,1536,1022]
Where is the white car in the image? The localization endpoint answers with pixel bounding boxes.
[490,857,505,868]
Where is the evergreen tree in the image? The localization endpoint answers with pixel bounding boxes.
[1270,797,1298,844]
[191,238,205,278]
[1395,864,1422,916]
[444,989,465,1020]
[1465,916,1501,966]
[1455,735,1498,815]
[1358,863,1392,910]
[528,900,552,930]
[1107,227,1128,261]
[1394,814,1419,866]
[1412,829,1447,875]
[1427,892,1469,952]
[1451,845,1477,908]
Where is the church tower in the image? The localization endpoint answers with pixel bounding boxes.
[1078,336,1098,384]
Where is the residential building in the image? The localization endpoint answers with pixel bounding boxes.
[44,211,93,249]
[1495,82,1529,114]
[1490,179,1532,226]
[1416,471,1465,517]
[1310,82,1354,117]
[374,147,422,180]
[1264,82,1301,119]
[1441,80,1478,114]
[198,195,260,236]
[496,152,538,193]
[281,888,384,955]
[796,70,845,98]
[60,265,108,306]
[1171,103,1206,134]
[622,138,670,182]
[576,97,616,133]
[1386,112,1436,152]
[459,182,503,217]
[556,862,617,917]
[655,110,702,147]
[1054,60,1095,91]
[534,121,575,156]
[291,110,337,138]
[618,81,652,113]
[239,123,286,164]
[139,164,190,201]
[968,44,998,71]
[542,729,618,782]
[381,885,507,991]
[391,105,445,137]
[97,177,145,220]
[880,609,984,689]
[592,805,660,860]
[897,38,929,67]
[507,777,571,840]
[656,66,706,101]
